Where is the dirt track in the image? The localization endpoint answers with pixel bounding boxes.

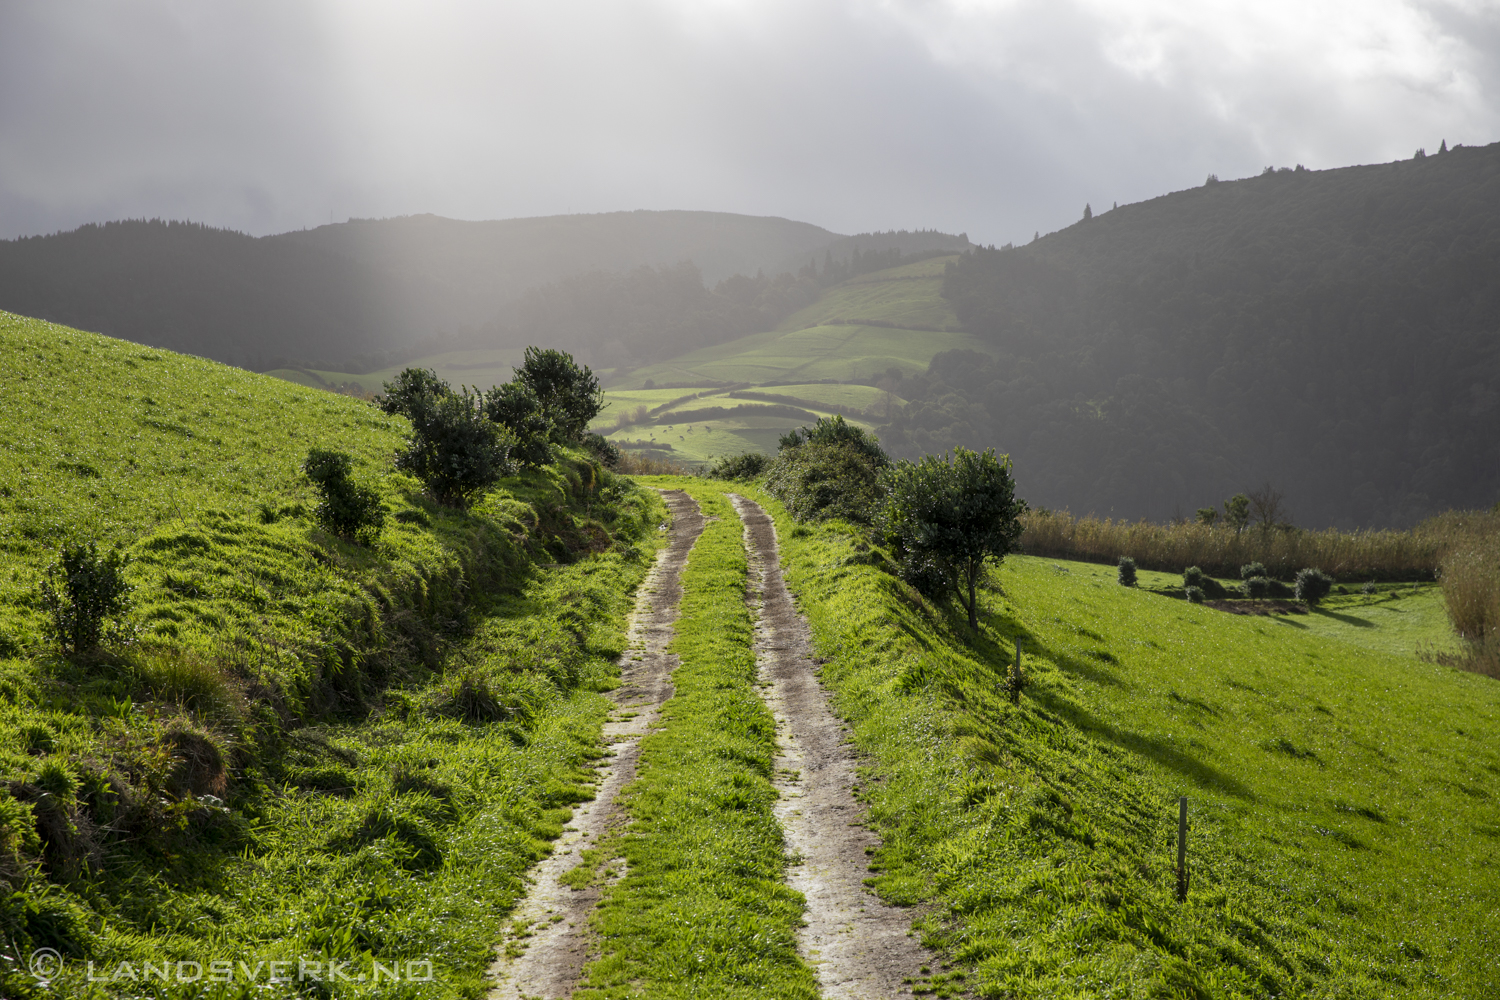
[731,494,934,998]
[487,489,704,1000]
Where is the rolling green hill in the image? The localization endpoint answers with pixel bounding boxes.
[587,256,978,465]
[0,310,664,998]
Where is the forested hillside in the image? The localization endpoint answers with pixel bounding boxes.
[891,143,1500,528]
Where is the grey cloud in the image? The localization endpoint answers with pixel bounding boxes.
[1,0,1497,247]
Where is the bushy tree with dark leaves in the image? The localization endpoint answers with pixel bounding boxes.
[483,381,553,468]
[379,369,514,506]
[515,347,604,442]
[878,448,1026,630]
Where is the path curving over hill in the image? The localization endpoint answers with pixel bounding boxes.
[730,494,934,998]
[487,489,705,1000]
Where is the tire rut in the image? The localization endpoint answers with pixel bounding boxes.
[487,489,705,1000]
[730,494,935,999]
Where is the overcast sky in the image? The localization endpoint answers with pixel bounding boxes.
[2,0,1497,246]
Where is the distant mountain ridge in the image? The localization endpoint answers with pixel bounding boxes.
[0,210,870,370]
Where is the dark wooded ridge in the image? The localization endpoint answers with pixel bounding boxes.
[886,144,1500,527]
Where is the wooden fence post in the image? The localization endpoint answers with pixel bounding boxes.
[1176,796,1189,902]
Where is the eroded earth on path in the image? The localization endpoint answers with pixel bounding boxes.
[731,494,935,999]
[487,489,705,1000]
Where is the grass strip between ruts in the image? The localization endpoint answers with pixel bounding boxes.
[575,483,819,1000]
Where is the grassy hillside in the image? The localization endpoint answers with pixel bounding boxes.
[0,310,664,998]
[771,255,963,332]
[651,475,1498,998]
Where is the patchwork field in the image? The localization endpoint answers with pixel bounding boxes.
[265,257,975,469]
[592,258,978,466]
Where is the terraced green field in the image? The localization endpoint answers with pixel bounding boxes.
[772,255,963,333]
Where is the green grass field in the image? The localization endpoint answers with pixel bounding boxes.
[629,476,1498,999]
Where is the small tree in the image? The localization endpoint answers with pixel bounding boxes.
[1223,494,1250,533]
[878,448,1026,630]
[1195,507,1218,527]
[303,449,384,543]
[1247,482,1291,537]
[1117,556,1137,587]
[515,347,604,442]
[40,543,133,653]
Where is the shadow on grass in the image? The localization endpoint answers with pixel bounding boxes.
[960,598,1248,797]
[1310,608,1377,628]
[970,603,1129,689]
[1028,687,1256,800]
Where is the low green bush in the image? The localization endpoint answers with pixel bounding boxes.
[1295,567,1334,604]
[582,432,621,469]
[303,448,385,543]
[1241,561,1268,580]
[765,441,882,523]
[1183,565,1228,598]
[765,416,890,524]
[1245,576,1270,599]
[704,451,770,481]
[381,371,515,506]
[1185,585,1204,604]
[38,542,133,654]
[1117,556,1137,587]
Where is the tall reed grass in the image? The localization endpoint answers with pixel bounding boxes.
[1434,527,1500,679]
[1018,510,1449,581]
[616,451,688,476]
